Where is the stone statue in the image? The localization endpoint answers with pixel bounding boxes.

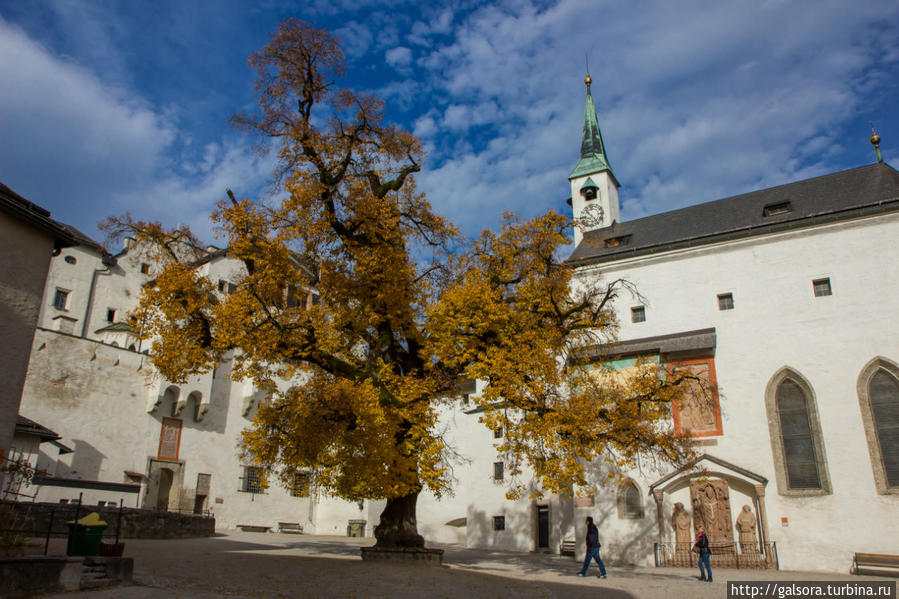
[672,502,692,549]
[736,505,758,552]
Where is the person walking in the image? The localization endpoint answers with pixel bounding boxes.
[696,527,712,582]
[577,516,607,578]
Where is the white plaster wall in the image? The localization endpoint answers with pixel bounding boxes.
[572,212,899,572]
[570,171,620,246]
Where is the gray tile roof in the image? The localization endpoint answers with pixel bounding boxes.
[567,162,899,265]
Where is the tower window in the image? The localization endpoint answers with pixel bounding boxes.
[493,461,504,481]
[493,515,505,531]
[64,255,77,265]
[140,263,150,274]
[106,309,116,322]
[53,289,70,310]
[631,306,646,323]
[717,293,734,311]
[813,278,832,297]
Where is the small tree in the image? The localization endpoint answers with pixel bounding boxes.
[104,19,698,549]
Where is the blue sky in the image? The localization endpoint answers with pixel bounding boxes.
[1,0,897,247]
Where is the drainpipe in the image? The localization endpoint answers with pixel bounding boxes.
[81,253,117,338]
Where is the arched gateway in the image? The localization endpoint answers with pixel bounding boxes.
[649,454,776,569]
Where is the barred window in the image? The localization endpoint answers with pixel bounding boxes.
[243,467,265,494]
[493,516,505,531]
[717,293,734,311]
[291,472,311,497]
[53,289,69,310]
[631,306,646,323]
[493,461,504,481]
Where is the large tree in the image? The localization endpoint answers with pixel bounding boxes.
[106,20,699,549]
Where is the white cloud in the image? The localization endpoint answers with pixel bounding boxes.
[385,46,412,68]
[0,17,271,245]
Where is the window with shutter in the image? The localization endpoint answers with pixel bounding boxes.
[776,380,821,489]
[765,368,831,496]
[870,369,899,488]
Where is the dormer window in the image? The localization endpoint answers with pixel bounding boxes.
[604,235,631,248]
[580,177,599,201]
[763,201,793,217]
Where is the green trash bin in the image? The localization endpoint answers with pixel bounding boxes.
[66,512,108,556]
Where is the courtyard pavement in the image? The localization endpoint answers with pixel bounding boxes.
[38,531,893,599]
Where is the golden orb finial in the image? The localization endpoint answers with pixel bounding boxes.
[585,73,592,89]
[870,122,883,164]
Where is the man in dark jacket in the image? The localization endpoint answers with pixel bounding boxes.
[577,516,607,578]
[696,528,712,582]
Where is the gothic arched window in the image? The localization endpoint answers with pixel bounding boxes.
[617,479,643,519]
[765,368,831,496]
[857,357,899,494]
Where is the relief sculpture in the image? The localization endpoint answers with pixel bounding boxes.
[690,478,733,545]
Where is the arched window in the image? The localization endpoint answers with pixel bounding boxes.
[857,357,899,494]
[617,479,643,519]
[765,368,831,495]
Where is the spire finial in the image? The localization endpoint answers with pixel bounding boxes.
[585,55,592,91]
[870,122,883,163]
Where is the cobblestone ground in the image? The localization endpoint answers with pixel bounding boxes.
[38,531,891,599]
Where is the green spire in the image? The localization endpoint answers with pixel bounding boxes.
[569,74,619,185]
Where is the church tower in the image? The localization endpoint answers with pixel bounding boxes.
[569,73,620,246]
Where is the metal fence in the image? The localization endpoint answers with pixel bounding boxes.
[654,541,779,570]
[1,493,126,556]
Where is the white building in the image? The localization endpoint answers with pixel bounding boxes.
[11,77,899,573]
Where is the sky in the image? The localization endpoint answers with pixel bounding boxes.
[1,0,897,249]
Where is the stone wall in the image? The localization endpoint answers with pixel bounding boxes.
[5,501,214,540]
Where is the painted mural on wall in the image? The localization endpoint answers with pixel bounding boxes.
[671,357,723,437]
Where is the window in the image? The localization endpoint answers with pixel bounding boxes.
[631,306,646,323]
[813,278,832,297]
[604,235,631,248]
[494,427,504,439]
[857,357,899,493]
[106,308,116,322]
[140,262,150,274]
[717,293,734,311]
[493,461,504,481]
[763,201,793,217]
[64,255,77,265]
[764,368,831,495]
[493,515,505,531]
[243,466,265,494]
[53,289,69,310]
[291,472,311,497]
[218,280,227,293]
[617,480,643,519]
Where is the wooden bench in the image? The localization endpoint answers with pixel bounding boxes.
[560,539,577,556]
[278,522,304,534]
[237,524,271,533]
[854,552,899,577]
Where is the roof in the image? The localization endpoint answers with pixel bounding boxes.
[568,162,899,265]
[568,87,619,185]
[0,182,78,249]
[15,415,62,442]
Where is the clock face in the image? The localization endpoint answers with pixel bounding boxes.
[579,203,605,228]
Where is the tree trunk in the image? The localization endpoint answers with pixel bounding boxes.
[373,491,425,548]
